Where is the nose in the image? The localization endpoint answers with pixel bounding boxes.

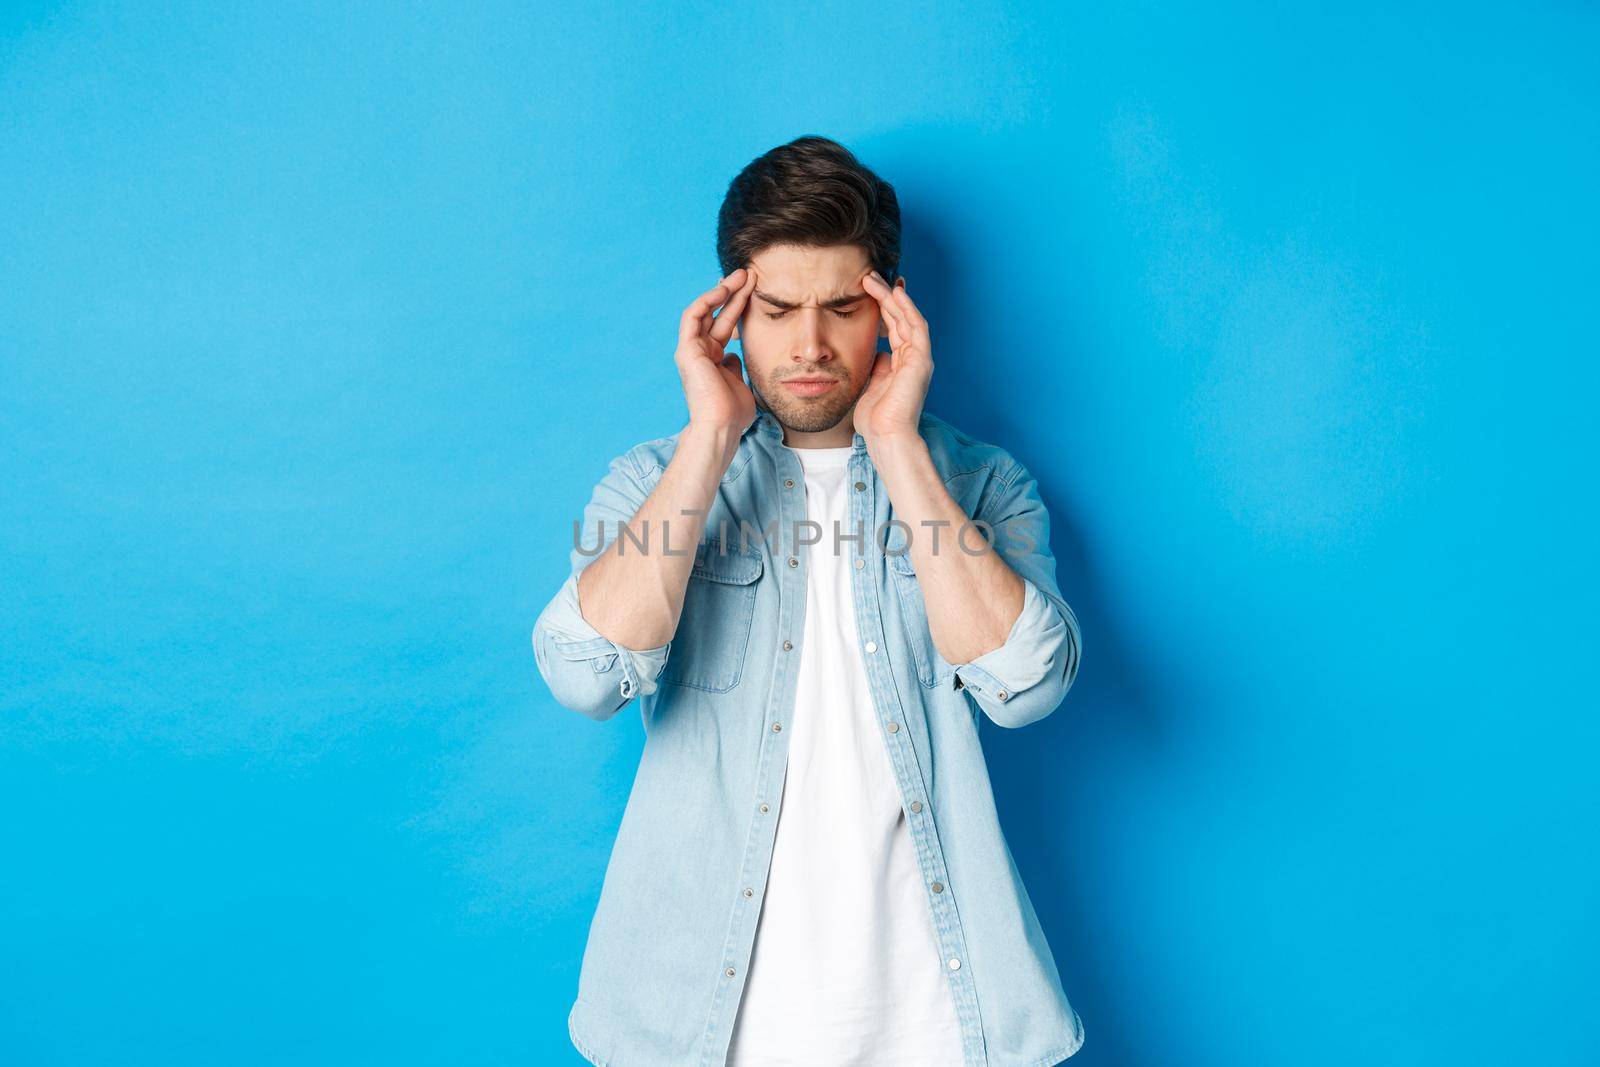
[792,308,834,366]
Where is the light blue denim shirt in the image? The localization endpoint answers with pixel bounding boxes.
[532,406,1085,1066]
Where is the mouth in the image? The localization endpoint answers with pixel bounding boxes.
[781,376,841,398]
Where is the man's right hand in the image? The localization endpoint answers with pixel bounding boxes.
[676,268,758,445]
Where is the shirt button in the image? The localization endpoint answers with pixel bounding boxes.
[782,639,793,651]
[854,481,866,491]
[788,557,799,568]
[853,557,864,569]
[744,887,754,898]
[948,957,961,971]
[997,690,1008,701]
[886,721,899,733]
[864,640,878,653]
[726,967,737,977]
[771,722,782,732]
[759,803,769,813]
[931,881,944,893]
[910,800,923,813]
[784,478,795,488]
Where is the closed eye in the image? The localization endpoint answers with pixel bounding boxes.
[764,308,859,320]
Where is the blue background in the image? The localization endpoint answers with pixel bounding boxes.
[3,3,1595,1064]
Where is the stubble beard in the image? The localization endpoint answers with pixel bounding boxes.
[750,369,867,434]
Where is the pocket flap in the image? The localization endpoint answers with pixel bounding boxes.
[691,538,764,585]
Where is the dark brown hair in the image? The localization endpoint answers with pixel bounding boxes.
[716,135,901,283]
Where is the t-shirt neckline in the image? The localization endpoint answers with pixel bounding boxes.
[792,445,855,470]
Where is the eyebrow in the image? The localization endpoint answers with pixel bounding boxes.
[753,289,868,311]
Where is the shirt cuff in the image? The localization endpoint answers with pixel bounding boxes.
[542,569,672,700]
[947,576,1062,705]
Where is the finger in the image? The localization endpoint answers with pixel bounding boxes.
[861,269,898,312]
[889,277,917,315]
[891,282,928,336]
[720,351,753,394]
[679,269,748,348]
[889,282,930,354]
[708,267,756,346]
[862,270,909,338]
[868,348,893,381]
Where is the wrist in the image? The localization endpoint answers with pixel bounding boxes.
[863,427,927,460]
[681,420,740,467]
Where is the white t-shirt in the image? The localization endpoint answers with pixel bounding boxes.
[725,444,965,1066]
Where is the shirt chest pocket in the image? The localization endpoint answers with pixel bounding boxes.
[660,539,764,693]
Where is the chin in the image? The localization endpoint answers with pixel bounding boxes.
[780,410,851,433]
[761,383,864,434]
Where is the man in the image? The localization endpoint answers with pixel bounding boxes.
[532,135,1085,1066]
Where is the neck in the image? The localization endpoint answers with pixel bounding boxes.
[783,426,855,448]
[780,409,859,449]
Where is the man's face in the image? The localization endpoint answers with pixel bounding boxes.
[737,243,884,435]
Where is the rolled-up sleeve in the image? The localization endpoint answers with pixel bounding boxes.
[531,448,673,722]
[947,460,1083,729]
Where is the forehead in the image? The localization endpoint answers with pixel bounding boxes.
[748,243,871,295]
